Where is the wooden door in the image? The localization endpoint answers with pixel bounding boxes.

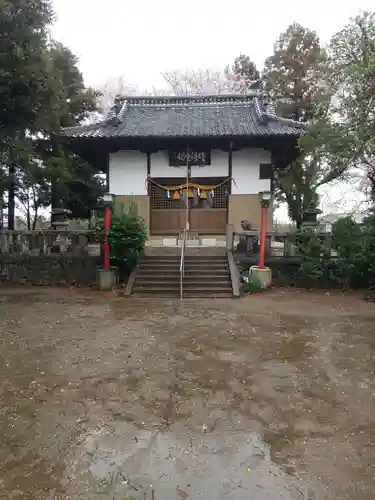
[149,177,229,235]
[150,209,184,234]
[190,209,227,233]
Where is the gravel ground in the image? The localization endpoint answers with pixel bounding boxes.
[0,287,374,499]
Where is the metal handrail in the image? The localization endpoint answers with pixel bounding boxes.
[180,147,190,300]
[180,228,187,300]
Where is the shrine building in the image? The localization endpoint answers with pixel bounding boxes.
[62,93,303,245]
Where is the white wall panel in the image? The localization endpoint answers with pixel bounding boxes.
[109,148,272,195]
[232,148,271,194]
[109,150,147,195]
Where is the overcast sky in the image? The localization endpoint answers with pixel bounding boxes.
[50,0,372,216]
[51,0,374,91]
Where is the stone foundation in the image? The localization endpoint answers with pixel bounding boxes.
[146,235,226,248]
[0,256,101,286]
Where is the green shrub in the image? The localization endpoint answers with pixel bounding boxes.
[331,216,364,288]
[293,216,374,290]
[361,212,375,291]
[294,229,330,284]
[244,275,263,294]
[94,198,147,277]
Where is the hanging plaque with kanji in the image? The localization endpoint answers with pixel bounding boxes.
[168,149,211,166]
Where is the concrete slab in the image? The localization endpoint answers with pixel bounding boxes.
[162,238,177,247]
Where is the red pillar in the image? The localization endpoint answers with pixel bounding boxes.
[103,206,112,271]
[258,205,268,269]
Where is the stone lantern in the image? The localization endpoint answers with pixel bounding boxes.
[301,200,322,230]
[50,201,71,253]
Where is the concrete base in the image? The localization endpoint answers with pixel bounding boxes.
[146,235,227,248]
[249,266,272,289]
[97,268,117,290]
[162,238,178,247]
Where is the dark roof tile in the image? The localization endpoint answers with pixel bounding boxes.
[62,94,305,139]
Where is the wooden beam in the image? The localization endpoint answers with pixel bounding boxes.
[146,152,151,196]
[105,154,110,192]
[228,141,233,195]
[147,151,151,176]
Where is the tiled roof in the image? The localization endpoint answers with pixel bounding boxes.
[62,93,305,139]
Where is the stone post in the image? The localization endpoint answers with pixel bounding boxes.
[226,224,234,252]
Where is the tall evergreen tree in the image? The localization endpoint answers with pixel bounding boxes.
[0,0,101,228]
[263,23,328,121]
[329,11,375,191]
[263,23,345,227]
[35,42,102,223]
[230,54,260,92]
[0,0,53,139]
[0,0,53,228]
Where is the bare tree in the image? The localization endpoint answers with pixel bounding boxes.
[96,76,139,114]
[161,67,242,96]
[95,66,257,108]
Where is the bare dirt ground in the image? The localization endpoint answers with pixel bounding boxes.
[0,288,375,500]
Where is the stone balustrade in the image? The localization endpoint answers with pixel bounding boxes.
[0,230,101,256]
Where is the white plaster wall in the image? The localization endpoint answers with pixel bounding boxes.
[109,150,147,195]
[109,148,271,196]
[232,148,271,195]
[150,150,229,178]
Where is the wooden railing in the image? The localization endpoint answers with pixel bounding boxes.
[227,228,335,258]
[0,230,100,256]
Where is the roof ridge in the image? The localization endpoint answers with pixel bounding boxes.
[253,96,306,130]
[269,115,307,129]
[128,92,260,100]
[63,120,107,133]
[103,93,264,120]
[112,92,261,107]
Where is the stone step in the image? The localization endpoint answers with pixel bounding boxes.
[137,271,230,278]
[134,279,232,287]
[139,270,230,276]
[133,286,232,295]
[140,259,228,266]
[138,269,230,274]
[138,270,230,277]
[135,279,231,287]
[132,252,232,298]
[140,264,228,270]
[145,248,227,257]
[143,254,227,259]
[133,292,233,298]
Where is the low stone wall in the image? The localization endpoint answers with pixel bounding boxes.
[236,256,353,289]
[0,255,101,287]
[236,256,301,286]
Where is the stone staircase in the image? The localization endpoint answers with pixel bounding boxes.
[132,252,233,298]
